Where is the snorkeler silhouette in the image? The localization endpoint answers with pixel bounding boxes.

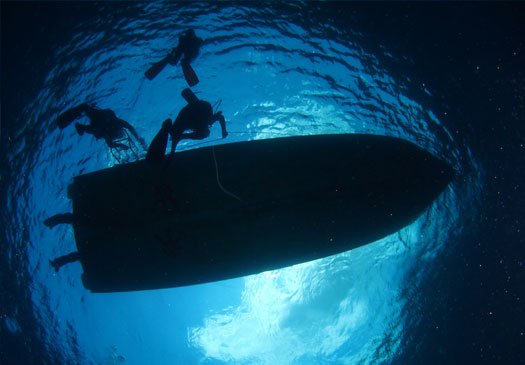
[145,29,203,86]
[146,88,227,162]
[55,103,148,151]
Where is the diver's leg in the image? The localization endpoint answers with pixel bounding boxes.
[49,251,81,273]
[56,103,91,129]
[168,129,208,153]
[181,88,199,104]
[168,47,182,66]
[43,213,74,228]
[169,119,188,154]
[181,58,199,86]
[146,119,172,163]
[83,106,114,121]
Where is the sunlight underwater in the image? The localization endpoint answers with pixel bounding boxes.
[8,3,480,364]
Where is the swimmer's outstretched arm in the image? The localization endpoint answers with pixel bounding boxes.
[213,112,228,138]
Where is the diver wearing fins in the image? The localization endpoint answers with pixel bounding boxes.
[55,103,148,151]
[146,88,228,163]
[144,29,203,86]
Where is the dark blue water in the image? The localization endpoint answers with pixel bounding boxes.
[1,3,523,364]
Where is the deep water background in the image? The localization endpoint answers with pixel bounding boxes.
[1,2,524,365]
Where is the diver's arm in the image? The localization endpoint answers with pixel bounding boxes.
[215,112,228,138]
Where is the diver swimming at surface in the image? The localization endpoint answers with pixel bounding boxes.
[55,103,148,152]
[146,88,228,163]
[144,29,203,86]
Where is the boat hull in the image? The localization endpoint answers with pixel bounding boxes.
[67,134,454,292]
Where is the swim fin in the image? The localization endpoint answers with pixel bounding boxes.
[182,63,199,86]
[56,105,85,129]
[145,55,171,80]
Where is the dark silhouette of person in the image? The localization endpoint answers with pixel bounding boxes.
[145,29,203,86]
[146,88,227,162]
[55,103,148,151]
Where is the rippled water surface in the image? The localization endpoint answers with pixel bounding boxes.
[3,3,491,365]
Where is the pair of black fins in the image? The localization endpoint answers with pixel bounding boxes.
[144,52,199,86]
[144,31,200,86]
[65,133,455,293]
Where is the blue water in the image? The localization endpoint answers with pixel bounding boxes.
[2,2,523,365]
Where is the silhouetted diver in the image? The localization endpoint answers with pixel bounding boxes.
[146,88,227,162]
[145,29,203,86]
[55,103,148,151]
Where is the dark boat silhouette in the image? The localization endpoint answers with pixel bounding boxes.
[66,134,454,293]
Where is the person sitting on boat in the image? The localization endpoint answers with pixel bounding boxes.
[146,88,228,163]
[144,28,203,86]
[55,103,148,151]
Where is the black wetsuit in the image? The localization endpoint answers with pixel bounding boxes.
[171,100,214,140]
[146,101,226,163]
[169,30,203,66]
[81,108,128,142]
